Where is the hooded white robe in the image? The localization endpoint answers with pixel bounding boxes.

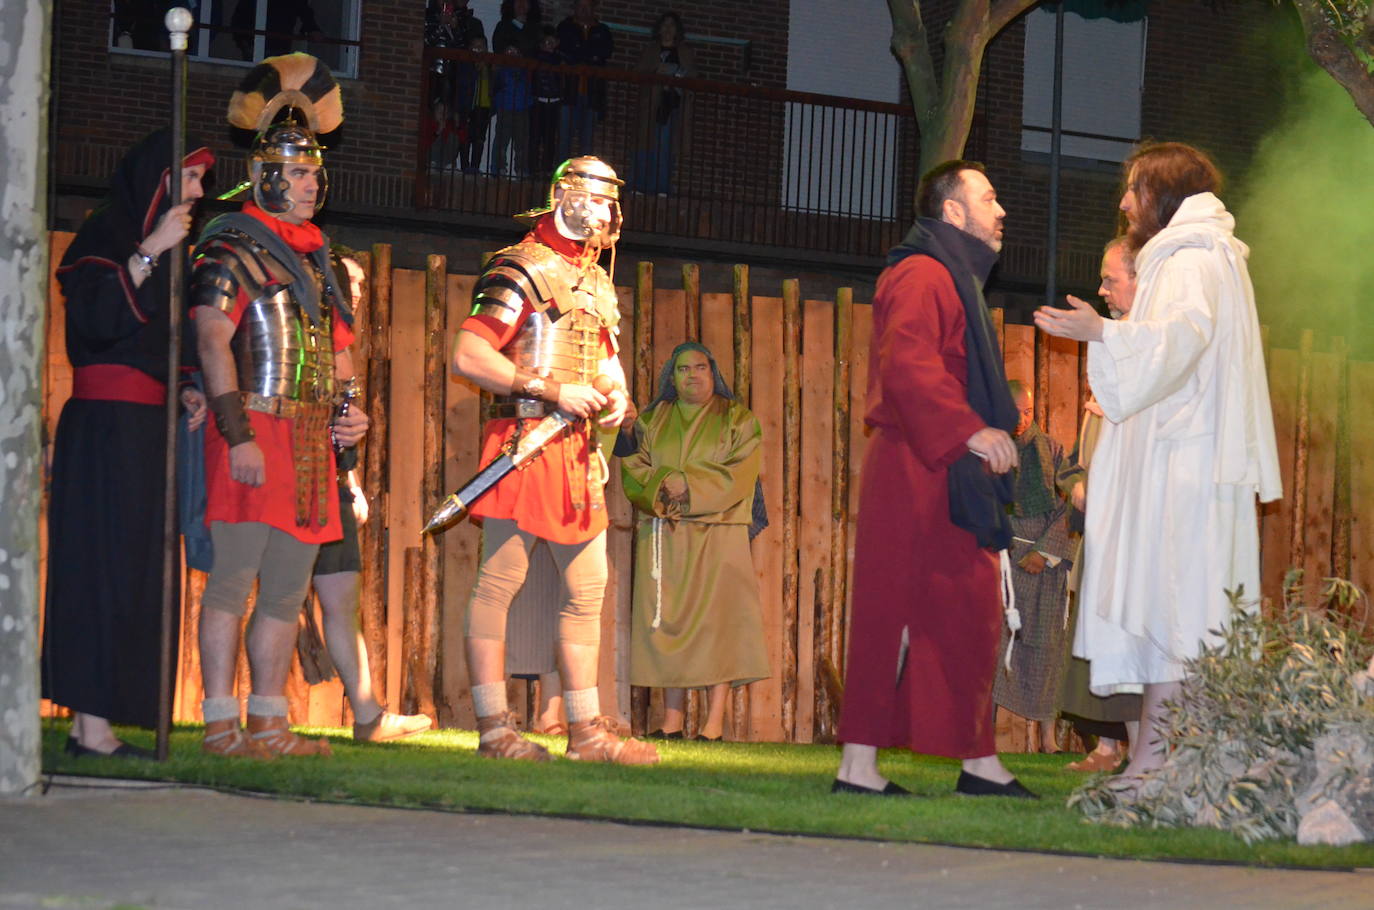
[1074,192,1282,695]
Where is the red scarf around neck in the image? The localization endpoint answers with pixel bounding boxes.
[244,201,324,254]
[530,215,598,268]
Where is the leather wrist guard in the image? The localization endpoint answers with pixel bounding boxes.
[513,368,561,404]
[209,391,255,446]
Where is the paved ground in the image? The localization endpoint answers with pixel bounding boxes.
[2,776,1373,910]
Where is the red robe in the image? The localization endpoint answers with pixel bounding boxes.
[836,254,1002,759]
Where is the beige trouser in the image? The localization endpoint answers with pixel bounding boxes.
[200,521,319,622]
[465,518,606,646]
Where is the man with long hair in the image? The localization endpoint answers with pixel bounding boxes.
[1035,142,1281,779]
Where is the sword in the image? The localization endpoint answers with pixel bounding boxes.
[422,410,577,536]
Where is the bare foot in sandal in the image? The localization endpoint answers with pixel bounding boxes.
[477,711,551,761]
[566,716,659,765]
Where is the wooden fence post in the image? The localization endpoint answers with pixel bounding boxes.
[420,254,447,722]
[820,288,853,741]
[781,279,801,741]
[1331,335,1352,583]
[683,263,701,342]
[731,263,752,741]
[1290,328,1314,574]
[360,243,392,704]
[630,260,654,735]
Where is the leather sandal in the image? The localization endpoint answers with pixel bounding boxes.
[1066,749,1120,772]
[533,722,568,737]
[246,714,333,757]
[566,715,660,765]
[476,711,551,761]
[202,719,275,761]
[354,709,433,743]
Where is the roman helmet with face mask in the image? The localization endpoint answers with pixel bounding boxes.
[222,53,343,218]
[517,156,624,247]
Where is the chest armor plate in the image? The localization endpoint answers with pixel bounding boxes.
[230,255,334,403]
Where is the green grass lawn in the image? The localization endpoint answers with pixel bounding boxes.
[41,721,1374,869]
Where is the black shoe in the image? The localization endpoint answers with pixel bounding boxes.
[647,729,684,740]
[693,733,722,742]
[64,736,155,760]
[954,770,1038,799]
[830,778,912,796]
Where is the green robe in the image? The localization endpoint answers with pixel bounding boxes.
[622,396,771,688]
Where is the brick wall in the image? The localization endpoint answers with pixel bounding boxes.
[51,0,1292,286]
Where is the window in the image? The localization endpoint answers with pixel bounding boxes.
[1020,1,1147,166]
[109,1,361,78]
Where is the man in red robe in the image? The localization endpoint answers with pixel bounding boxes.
[834,161,1036,798]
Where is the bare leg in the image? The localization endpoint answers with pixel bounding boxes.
[836,742,888,790]
[245,612,298,697]
[557,641,598,692]
[314,570,381,722]
[701,683,729,739]
[467,636,507,689]
[661,687,686,734]
[1120,681,1179,776]
[536,670,564,731]
[199,607,242,699]
[1039,718,1059,753]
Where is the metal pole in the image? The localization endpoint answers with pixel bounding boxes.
[157,7,193,762]
[1045,1,1065,313]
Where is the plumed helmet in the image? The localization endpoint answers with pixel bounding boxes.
[223,53,343,217]
[517,156,624,245]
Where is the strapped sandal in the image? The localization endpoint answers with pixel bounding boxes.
[354,709,433,743]
[202,720,275,761]
[476,711,551,761]
[566,715,660,765]
[246,714,333,757]
[534,722,567,737]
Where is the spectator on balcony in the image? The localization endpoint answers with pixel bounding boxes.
[632,11,694,196]
[493,0,543,58]
[456,35,494,173]
[530,27,564,177]
[231,0,324,61]
[425,97,463,171]
[557,0,614,159]
[425,0,486,111]
[491,42,534,177]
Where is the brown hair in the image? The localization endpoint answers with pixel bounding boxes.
[1122,142,1222,251]
[917,159,986,221]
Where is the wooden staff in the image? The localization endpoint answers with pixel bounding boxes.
[157,7,193,761]
[781,279,801,741]
[829,289,852,694]
[683,263,701,342]
[360,244,393,703]
[630,261,654,734]
[420,255,447,721]
[730,263,752,740]
[1332,335,1352,582]
[1290,328,1314,572]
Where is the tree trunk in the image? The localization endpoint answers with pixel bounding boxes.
[1292,0,1374,129]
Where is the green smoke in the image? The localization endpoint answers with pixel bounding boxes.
[1235,65,1374,357]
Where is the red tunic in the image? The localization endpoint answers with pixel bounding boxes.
[836,254,1002,759]
[461,311,614,546]
[460,218,617,546]
[196,205,355,545]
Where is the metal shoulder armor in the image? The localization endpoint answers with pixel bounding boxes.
[190,229,294,313]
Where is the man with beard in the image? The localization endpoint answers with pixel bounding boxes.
[834,160,1034,798]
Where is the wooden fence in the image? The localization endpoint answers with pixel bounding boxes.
[39,233,1374,748]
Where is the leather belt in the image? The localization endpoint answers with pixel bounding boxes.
[487,398,552,419]
[243,391,302,419]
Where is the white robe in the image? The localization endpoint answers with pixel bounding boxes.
[1074,193,1282,695]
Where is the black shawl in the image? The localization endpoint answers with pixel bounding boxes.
[886,218,1017,550]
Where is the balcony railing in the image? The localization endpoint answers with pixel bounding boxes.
[416,48,918,261]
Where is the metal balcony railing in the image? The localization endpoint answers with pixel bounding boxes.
[416,48,919,261]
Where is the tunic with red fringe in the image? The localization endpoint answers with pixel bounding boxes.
[836,254,1002,759]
